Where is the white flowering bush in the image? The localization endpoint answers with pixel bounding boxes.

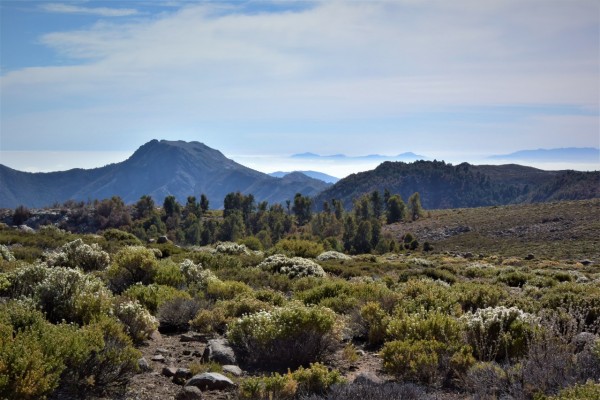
[227,301,342,368]
[0,244,15,262]
[409,257,435,267]
[215,242,250,255]
[33,266,114,325]
[259,254,326,278]
[114,298,158,343]
[461,306,538,361]
[178,258,219,292]
[316,251,352,261]
[45,238,110,271]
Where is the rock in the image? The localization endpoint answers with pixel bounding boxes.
[185,372,236,391]
[162,366,178,377]
[353,372,384,385]
[138,357,152,372]
[192,350,203,358]
[525,254,535,260]
[148,238,156,244]
[151,354,166,363]
[157,235,170,244]
[202,339,236,364]
[150,330,162,341]
[222,365,243,377]
[176,385,203,400]
[580,259,593,266]
[463,252,474,259]
[174,368,193,385]
[180,333,209,343]
[156,348,169,355]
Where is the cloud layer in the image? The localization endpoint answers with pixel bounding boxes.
[1,0,598,157]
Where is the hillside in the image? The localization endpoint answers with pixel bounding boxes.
[0,140,330,208]
[315,160,600,210]
[386,198,600,260]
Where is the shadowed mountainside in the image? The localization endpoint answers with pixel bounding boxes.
[0,140,330,208]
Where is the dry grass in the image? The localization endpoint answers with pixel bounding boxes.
[385,199,600,261]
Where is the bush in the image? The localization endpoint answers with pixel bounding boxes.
[274,239,325,258]
[381,339,443,383]
[0,302,139,399]
[33,266,113,325]
[453,282,508,312]
[316,251,352,261]
[190,307,228,334]
[44,238,110,271]
[123,283,190,314]
[113,298,158,343]
[107,246,159,292]
[215,241,251,255]
[228,302,343,369]
[386,309,464,346]
[293,363,345,395]
[157,297,202,333]
[206,279,253,301]
[0,245,16,262]
[548,381,600,400]
[461,306,538,362]
[299,381,430,400]
[154,259,185,288]
[259,254,326,278]
[360,302,390,346]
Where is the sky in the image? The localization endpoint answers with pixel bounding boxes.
[1,0,599,177]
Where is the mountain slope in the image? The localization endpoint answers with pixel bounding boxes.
[314,160,600,210]
[0,140,329,208]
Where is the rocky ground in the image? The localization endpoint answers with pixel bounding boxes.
[124,331,392,400]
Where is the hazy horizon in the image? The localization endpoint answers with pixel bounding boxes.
[1,1,598,169]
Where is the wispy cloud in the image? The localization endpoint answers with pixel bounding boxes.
[40,3,139,17]
[2,1,598,156]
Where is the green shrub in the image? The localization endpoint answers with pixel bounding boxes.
[547,381,600,400]
[387,309,464,346]
[274,239,325,258]
[453,282,508,312]
[33,266,113,325]
[154,259,185,288]
[539,282,600,325]
[239,236,263,251]
[107,246,159,293]
[259,254,326,278]
[293,362,345,395]
[189,307,228,334]
[227,302,343,369]
[206,279,253,301]
[0,244,16,262]
[497,270,530,288]
[396,278,460,314]
[113,298,158,343]
[123,283,190,314]
[3,262,49,298]
[45,238,110,271]
[102,228,142,246]
[381,339,443,383]
[461,306,538,362]
[360,301,390,346]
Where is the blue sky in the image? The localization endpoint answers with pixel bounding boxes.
[1,0,599,175]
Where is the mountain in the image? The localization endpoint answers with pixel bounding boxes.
[269,170,339,184]
[489,147,600,163]
[290,152,427,162]
[0,140,330,208]
[315,160,600,210]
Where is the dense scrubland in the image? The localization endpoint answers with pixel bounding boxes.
[1,194,599,399]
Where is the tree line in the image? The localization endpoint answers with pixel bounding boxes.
[11,190,425,254]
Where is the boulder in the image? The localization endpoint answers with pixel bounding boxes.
[353,372,384,385]
[174,368,193,385]
[185,372,235,391]
[138,357,152,372]
[202,338,236,364]
[151,354,166,363]
[176,385,203,400]
[222,365,243,377]
[162,366,178,377]
[157,235,170,244]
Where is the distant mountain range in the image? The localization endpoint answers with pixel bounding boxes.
[0,140,330,208]
[489,147,600,163]
[2,141,598,210]
[269,170,339,184]
[291,152,427,162]
[315,160,600,210]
